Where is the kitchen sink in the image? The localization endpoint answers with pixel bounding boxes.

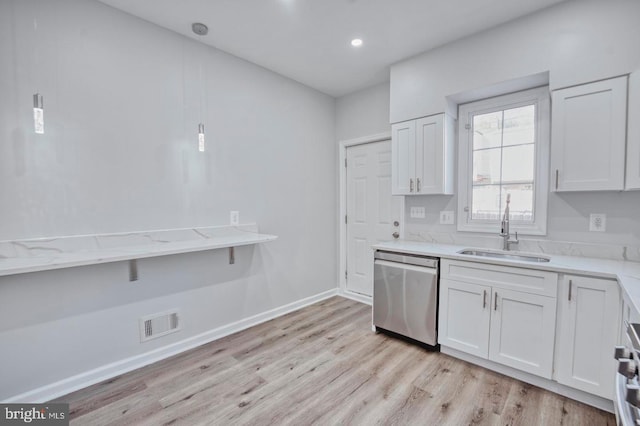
[458,249,551,263]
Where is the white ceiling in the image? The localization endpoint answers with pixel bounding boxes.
[98,0,566,97]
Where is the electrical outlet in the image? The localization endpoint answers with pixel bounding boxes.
[230,211,240,226]
[589,213,606,232]
[410,206,425,219]
[440,211,455,225]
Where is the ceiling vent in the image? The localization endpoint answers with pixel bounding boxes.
[140,310,180,342]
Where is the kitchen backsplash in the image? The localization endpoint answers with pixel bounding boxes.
[404,229,640,263]
[403,189,640,263]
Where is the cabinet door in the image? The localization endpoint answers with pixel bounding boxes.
[438,279,491,358]
[415,115,446,194]
[551,76,627,191]
[626,71,640,190]
[621,297,640,345]
[556,275,620,399]
[391,120,415,195]
[488,289,556,379]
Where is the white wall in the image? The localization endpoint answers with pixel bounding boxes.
[335,82,390,141]
[404,191,640,253]
[0,0,337,400]
[334,85,640,252]
[388,0,640,251]
[331,1,640,252]
[390,0,640,122]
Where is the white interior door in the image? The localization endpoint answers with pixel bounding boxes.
[346,140,402,296]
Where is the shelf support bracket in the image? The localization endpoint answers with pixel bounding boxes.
[229,247,235,265]
[129,259,139,282]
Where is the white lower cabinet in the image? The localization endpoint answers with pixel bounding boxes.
[555,275,620,400]
[625,70,640,190]
[620,297,640,345]
[439,279,490,358]
[489,288,557,379]
[439,262,557,379]
[439,259,624,401]
[433,257,630,406]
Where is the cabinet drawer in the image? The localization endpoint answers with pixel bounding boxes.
[441,259,557,297]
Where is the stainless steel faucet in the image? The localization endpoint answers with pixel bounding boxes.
[500,194,519,251]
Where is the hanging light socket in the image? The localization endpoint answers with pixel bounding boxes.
[192,23,208,36]
[198,123,205,152]
[33,93,44,134]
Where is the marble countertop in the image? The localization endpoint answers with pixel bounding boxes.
[0,224,277,277]
[374,240,640,316]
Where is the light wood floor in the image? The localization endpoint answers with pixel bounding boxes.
[56,296,615,425]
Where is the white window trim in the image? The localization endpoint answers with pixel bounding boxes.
[456,86,550,236]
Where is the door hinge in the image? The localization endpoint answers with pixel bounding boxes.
[344,158,347,168]
[345,215,347,224]
[465,124,471,130]
[345,270,348,279]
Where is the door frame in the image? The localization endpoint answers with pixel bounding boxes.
[338,132,405,304]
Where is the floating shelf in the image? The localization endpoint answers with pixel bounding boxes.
[0,225,277,277]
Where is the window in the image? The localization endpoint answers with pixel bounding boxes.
[457,87,550,235]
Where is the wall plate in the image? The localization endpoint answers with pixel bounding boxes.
[230,211,240,226]
[440,210,455,225]
[589,213,606,232]
[410,206,425,219]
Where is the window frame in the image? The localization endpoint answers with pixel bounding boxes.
[456,86,550,235]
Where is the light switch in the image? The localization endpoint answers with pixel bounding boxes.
[440,211,455,225]
[410,207,425,219]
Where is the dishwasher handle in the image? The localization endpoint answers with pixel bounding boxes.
[374,259,439,275]
[374,251,439,269]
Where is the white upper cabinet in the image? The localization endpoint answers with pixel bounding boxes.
[550,76,628,192]
[626,71,640,190]
[391,113,454,195]
[415,115,454,195]
[391,120,415,195]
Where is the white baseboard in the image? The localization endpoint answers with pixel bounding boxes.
[3,288,338,404]
[338,289,372,306]
[441,346,614,413]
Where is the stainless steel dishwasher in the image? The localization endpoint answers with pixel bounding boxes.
[373,250,439,348]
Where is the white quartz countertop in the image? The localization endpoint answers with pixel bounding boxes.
[0,225,277,277]
[374,240,640,315]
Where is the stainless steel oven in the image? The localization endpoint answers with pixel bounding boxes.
[614,322,640,425]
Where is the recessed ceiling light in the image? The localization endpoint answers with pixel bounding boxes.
[351,38,363,47]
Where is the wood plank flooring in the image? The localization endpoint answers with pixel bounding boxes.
[55,296,615,425]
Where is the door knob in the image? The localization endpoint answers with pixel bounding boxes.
[392,232,399,239]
